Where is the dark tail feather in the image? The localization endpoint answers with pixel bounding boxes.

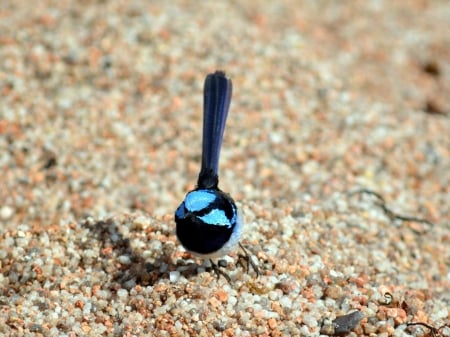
[197,71,233,189]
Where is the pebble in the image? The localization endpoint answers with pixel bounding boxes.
[169,271,180,283]
[118,255,132,265]
[0,206,14,220]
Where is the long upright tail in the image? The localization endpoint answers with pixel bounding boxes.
[197,71,233,189]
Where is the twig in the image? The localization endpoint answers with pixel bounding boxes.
[406,322,449,337]
[349,189,435,228]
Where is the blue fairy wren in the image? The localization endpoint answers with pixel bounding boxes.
[175,71,242,263]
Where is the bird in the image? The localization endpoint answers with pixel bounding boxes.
[174,71,257,280]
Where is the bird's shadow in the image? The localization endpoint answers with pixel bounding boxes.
[85,217,200,288]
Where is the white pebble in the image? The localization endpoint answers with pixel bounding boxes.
[279,295,292,309]
[118,255,132,265]
[169,271,180,282]
[117,289,128,299]
[228,296,237,306]
[0,206,14,220]
[302,313,318,328]
[268,290,281,301]
[83,302,92,315]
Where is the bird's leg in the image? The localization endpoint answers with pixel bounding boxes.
[209,259,231,283]
[237,242,259,277]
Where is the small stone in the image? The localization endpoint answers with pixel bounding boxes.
[384,307,407,324]
[320,320,335,335]
[214,290,228,303]
[208,296,221,308]
[332,311,365,336]
[169,271,180,283]
[268,318,277,330]
[29,324,44,333]
[363,322,378,334]
[0,206,14,220]
[325,285,342,300]
[117,289,128,299]
[212,320,227,331]
[118,255,132,265]
[132,216,150,230]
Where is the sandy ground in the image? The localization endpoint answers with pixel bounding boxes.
[0,1,449,336]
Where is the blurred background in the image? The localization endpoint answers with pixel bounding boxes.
[1,0,449,228]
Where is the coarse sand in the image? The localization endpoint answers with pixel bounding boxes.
[0,1,449,336]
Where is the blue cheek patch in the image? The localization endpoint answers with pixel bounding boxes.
[175,203,186,218]
[199,208,231,227]
[185,190,216,212]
